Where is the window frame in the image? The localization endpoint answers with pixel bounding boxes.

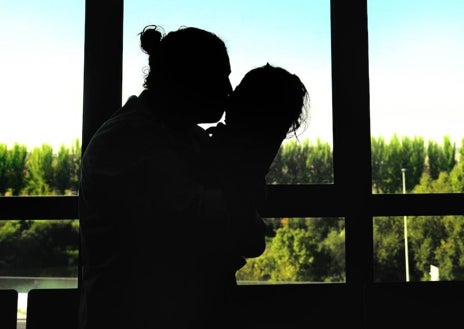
[1,0,463,289]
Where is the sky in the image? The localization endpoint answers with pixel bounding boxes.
[0,0,463,151]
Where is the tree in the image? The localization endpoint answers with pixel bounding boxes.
[54,145,72,194]
[371,137,387,193]
[237,217,345,283]
[53,140,81,195]
[69,139,82,194]
[267,138,332,184]
[381,135,403,193]
[449,139,464,193]
[305,139,333,184]
[427,136,456,180]
[371,135,426,193]
[0,219,79,276]
[0,144,8,195]
[402,136,425,190]
[5,143,28,195]
[409,171,464,281]
[24,144,55,195]
[434,215,464,281]
[373,216,405,282]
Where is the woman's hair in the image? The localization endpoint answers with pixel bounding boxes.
[139,25,229,91]
[227,63,310,138]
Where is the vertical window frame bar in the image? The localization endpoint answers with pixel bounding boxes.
[330,0,374,285]
[80,0,124,284]
[82,0,124,153]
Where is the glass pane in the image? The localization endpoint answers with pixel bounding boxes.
[368,0,464,194]
[123,0,333,184]
[0,219,79,320]
[237,217,345,283]
[0,2,84,196]
[373,215,464,282]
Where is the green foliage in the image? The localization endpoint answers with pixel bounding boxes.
[1,136,464,282]
[0,140,81,196]
[55,146,73,194]
[0,141,81,276]
[383,135,403,193]
[237,217,345,282]
[54,141,81,195]
[405,136,426,190]
[372,135,426,193]
[449,157,464,193]
[267,139,333,184]
[373,216,406,281]
[371,137,387,193]
[427,136,456,180]
[0,143,28,195]
[0,144,8,194]
[0,219,79,276]
[25,144,55,195]
[434,216,464,281]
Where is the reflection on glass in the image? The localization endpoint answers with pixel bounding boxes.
[368,0,464,194]
[237,217,345,283]
[123,0,333,184]
[373,215,464,282]
[0,2,84,196]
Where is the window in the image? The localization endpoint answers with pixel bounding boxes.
[0,0,84,321]
[368,0,464,285]
[1,0,464,327]
[121,0,339,284]
[123,0,334,185]
[368,0,464,195]
[0,1,84,197]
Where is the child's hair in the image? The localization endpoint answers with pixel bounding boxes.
[226,63,309,138]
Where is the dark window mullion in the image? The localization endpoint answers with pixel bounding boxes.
[372,193,464,216]
[82,0,124,154]
[331,0,373,285]
[0,196,78,220]
[79,0,124,285]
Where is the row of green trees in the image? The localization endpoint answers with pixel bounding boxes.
[268,135,462,193]
[0,140,81,196]
[0,135,461,196]
[1,136,463,282]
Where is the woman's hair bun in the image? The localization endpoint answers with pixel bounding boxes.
[139,25,164,55]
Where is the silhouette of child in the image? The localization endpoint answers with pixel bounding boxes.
[207,63,309,179]
[204,63,309,266]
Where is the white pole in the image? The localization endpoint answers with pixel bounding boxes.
[402,168,410,282]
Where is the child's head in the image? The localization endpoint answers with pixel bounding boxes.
[226,63,309,138]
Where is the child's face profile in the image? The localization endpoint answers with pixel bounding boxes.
[225,64,307,138]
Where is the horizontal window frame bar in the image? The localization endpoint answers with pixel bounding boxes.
[0,196,78,220]
[2,188,463,220]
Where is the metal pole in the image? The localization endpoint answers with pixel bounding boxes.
[402,168,410,282]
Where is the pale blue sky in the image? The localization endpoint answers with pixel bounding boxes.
[0,0,463,150]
